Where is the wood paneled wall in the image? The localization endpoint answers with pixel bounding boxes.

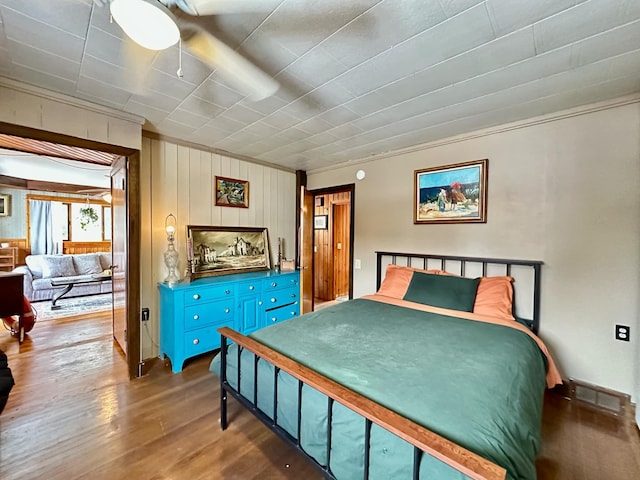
[139,136,297,359]
[314,191,351,301]
[0,238,111,263]
[0,238,28,265]
[0,79,143,149]
[63,241,111,254]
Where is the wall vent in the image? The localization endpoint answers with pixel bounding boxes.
[569,378,629,416]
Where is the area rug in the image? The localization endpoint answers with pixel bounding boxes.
[31,293,112,321]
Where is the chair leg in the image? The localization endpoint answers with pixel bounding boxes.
[18,315,24,344]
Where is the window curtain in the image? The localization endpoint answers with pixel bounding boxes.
[29,200,55,255]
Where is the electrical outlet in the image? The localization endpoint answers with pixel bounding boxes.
[141,307,150,322]
[354,259,361,269]
[615,324,630,341]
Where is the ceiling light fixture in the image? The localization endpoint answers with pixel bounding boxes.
[110,0,180,51]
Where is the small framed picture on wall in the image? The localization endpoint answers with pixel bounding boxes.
[314,215,328,230]
[215,176,249,208]
[0,194,10,216]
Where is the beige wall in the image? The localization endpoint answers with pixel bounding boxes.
[308,99,640,398]
[139,136,297,359]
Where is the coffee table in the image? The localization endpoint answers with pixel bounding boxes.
[50,274,112,310]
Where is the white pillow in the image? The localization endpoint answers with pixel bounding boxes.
[25,255,44,277]
[98,252,112,271]
[42,256,76,279]
[73,254,103,275]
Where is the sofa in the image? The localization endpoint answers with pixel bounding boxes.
[13,252,112,302]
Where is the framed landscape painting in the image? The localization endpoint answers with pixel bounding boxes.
[186,225,271,278]
[215,176,249,208]
[414,159,488,224]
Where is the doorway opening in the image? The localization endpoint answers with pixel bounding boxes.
[310,185,354,312]
[0,123,141,379]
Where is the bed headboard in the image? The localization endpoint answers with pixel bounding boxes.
[376,251,543,333]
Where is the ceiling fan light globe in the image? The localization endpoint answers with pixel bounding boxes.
[110,0,180,51]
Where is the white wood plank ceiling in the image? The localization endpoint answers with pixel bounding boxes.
[0,0,638,172]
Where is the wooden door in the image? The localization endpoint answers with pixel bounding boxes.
[111,156,128,356]
[332,203,350,299]
[300,186,314,314]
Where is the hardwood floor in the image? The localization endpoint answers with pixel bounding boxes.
[0,312,320,480]
[537,390,640,479]
[1,312,639,480]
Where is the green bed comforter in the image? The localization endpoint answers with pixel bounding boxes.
[210,298,548,480]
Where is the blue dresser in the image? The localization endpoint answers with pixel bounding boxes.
[158,270,300,373]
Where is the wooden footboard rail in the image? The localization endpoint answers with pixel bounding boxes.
[218,327,506,480]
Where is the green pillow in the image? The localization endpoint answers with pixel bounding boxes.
[403,272,480,312]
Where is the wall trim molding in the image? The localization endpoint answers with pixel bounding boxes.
[308,93,640,175]
[0,76,145,125]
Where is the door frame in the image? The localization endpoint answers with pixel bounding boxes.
[0,121,141,379]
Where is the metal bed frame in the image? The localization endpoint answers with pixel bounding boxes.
[376,251,542,333]
[218,252,544,480]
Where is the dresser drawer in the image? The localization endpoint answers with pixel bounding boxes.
[263,275,299,293]
[237,280,261,295]
[184,299,235,331]
[265,304,299,325]
[159,270,299,373]
[264,286,298,309]
[184,285,235,305]
[183,325,221,358]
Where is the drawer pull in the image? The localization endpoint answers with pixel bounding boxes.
[291,311,297,316]
[249,285,254,290]
[271,282,277,287]
[291,293,296,298]
[258,301,263,305]
[270,297,277,303]
[271,317,277,322]
[193,294,200,300]
[225,289,231,295]
[193,338,199,345]
[193,314,199,320]
[224,308,230,314]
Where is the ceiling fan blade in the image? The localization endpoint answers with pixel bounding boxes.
[121,38,155,95]
[181,28,279,101]
[174,0,270,16]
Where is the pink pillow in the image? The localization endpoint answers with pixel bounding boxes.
[473,276,514,320]
[439,271,514,319]
[377,264,445,299]
[407,269,515,320]
[378,265,515,320]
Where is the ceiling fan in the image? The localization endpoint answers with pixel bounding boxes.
[93,0,279,101]
[77,189,113,203]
